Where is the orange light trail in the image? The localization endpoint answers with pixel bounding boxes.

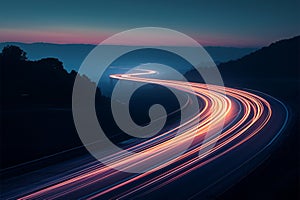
[18,69,278,200]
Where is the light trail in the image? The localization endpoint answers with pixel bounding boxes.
[14,69,288,200]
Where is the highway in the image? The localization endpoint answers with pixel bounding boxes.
[2,69,289,199]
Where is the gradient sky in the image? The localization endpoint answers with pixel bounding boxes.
[0,0,299,47]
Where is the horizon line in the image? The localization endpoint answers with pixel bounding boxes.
[0,41,262,48]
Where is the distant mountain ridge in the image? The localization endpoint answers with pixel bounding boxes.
[185,35,300,83]
[0,42,257,72]
[218,35,300,80]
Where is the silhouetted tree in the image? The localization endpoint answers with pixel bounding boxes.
[0,45,102,106]
[36,58,63,70]
[0,45,27,62]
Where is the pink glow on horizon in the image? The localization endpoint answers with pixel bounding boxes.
[0,28,262,47]
[0,29,111,45]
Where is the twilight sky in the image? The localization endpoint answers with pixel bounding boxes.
[0,0,299,47]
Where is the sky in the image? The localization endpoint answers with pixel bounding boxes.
[0,0,299,47]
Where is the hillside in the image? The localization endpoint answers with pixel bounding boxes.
[0,45,102,169]
[0,45,101,107]
[219,36,300,80]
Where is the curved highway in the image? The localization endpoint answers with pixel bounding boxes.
[2,69,288,199]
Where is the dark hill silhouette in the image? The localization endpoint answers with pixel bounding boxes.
[185,36,300,83]
[0,45,102,170]
[218,35,300,80]
[0,45,100,107]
